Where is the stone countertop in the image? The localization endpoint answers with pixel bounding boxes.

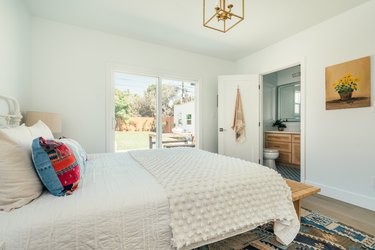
[264,131,301,134]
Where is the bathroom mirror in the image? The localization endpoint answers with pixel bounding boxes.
[277,82,301,122]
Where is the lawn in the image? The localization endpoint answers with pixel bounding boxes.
[115,131,150,151]
[115,131,189,151]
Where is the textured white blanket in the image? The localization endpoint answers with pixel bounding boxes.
[130,148,300,250]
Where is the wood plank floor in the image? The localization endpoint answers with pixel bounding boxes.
[302,194,375,235]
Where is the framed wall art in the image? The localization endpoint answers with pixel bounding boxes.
[325,56,371,110]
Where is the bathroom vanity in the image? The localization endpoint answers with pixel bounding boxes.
[265,131,300,167]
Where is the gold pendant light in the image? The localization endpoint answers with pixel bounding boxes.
[203,0,245,33]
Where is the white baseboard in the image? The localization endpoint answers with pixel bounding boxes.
[305,180,375,211]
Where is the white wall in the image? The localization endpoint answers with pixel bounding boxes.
[0,0,31,109]
[31,18,235,153]
[237,1,375,210]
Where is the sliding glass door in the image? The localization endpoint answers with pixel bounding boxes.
[113,73,158,151]
[112,72,197,152]
[160,79,196,149]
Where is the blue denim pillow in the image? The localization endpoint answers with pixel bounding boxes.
[31,137,80,196]
[31,138,64,196]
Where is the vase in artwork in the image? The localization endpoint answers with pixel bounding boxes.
[339,91,353,101]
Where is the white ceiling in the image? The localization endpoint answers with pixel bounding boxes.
[23,0,370,61]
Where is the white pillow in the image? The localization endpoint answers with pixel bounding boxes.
[0,124,33,149]
[0,132,43,211]
[0,121,53,211]
[0,121,53,151]
[28,120,54,140]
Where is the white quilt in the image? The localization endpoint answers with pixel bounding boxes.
[129,148,300,250]
[0,153,172,250]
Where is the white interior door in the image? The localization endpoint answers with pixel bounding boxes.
[218,75,260,163]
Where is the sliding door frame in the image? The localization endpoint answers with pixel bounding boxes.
[105,64,201,153]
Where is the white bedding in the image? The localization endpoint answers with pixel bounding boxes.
[130,148,299,250]
[0,153,172,250]
[0,149,299,250]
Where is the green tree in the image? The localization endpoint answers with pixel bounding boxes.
[132,85,157,117]
[161,84,178,117]
[115,82,193,120]
[115,89,132,123]
[130,84,179,117]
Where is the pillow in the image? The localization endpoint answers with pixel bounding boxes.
[59,138,88,177]
[0,132,43,211]
[28,120,54,140]
[0,124,33,149]
[32,137,80,196]
[0,120,54,150]
[0,121,54,210]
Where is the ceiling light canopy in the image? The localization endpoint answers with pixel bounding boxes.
[203,0,245,33]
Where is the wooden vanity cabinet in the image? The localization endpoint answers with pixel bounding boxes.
[265,132,300,167]
[291,135,300,165]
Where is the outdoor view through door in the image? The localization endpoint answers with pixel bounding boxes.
[114,72,197,151]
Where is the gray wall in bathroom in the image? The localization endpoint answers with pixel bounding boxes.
[263,66,301,132]
[263,73,277,132]
[277,65,301,86]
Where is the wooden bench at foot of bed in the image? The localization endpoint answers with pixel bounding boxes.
[286,179,321,221]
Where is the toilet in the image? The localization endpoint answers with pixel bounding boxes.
[263,148,279,170]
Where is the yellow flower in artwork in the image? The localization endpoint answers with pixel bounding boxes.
[333,73,360,94]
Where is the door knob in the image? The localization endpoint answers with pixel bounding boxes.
[219,128,226,132]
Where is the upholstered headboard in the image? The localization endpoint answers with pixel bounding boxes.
[0,95,22,128]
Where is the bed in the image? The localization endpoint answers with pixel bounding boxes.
[0,96,299,250]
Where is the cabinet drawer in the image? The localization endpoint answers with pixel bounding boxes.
[265,133,291,143]
[292,135,300,143]
[265,141,291,152]
[277,151,292,164]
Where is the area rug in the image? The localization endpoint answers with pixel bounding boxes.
[276,164,300,182]
[196,208,375,250]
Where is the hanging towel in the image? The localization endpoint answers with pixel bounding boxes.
[231,88,246,143]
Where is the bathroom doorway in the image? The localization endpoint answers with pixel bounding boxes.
[260,64,303,182]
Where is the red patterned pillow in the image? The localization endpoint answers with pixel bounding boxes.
[31,137,80,196]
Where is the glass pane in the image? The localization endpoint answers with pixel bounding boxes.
[114,72,157,151]
[294,90,301,115]
[279,84,295,119]
[277,82,301,121]
[161,79,196,148]
[295,90,301,104]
